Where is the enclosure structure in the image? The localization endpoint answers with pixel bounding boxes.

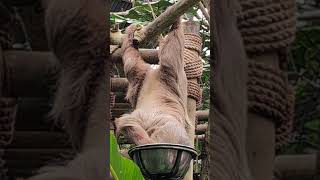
[0,0,318,180]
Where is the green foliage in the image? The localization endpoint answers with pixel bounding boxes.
[282,27,320,153]
[110,132,145,180]
[110,0,174,27]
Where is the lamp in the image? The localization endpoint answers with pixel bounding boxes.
[128,143,198,180]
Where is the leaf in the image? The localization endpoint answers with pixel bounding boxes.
[110,132,145,180]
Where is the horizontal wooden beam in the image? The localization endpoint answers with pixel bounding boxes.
[196,110,209,121]
[3,148,73,161]
[299,10,320,21]
[8,131,71,149]
[196,123,208,135]
[2,50,158,97]
[3,50,59,97]
[111,78,128,92]
[275,154,319,179]
[112,48,159,64]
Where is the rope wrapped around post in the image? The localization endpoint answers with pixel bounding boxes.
[248,61,295,150]
[237,0,296,151]
[184,33,203,108]
[0,98,17,147]
[237,0,296,55]
[0,3,16,179]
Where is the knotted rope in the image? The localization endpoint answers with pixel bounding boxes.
[0,3,14,50]
[248,61,294,150]
[184,33,203,108]
[0,98,17,147]
[238,0,296,150]
[237,0,296,56]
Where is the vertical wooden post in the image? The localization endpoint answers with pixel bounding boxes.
[246,53,279,180]
[182,21,201,180]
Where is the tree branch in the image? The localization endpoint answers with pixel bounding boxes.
[198,2,210,23]
[110,0,202,46]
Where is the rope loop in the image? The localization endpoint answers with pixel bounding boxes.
[187,80,202,108]
[0,97,17,147]
[184,49,203,79]
[184,33,203,54]
[248,61,294,150]
[237,0,296,54]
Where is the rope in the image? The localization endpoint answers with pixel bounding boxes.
[184,33,203,54]
[184,49,203,79]
[0,97,17,147]
[0,3,15,50]
[183,33,203,108]
[187,80,203,107]
[248,61,294,150]
[237,0,296,55]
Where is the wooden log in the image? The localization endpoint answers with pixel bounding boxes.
[3,149,73,161]
[196,110,209,121]
[112,48,159,64]
[7,168,36,179]
[275,154,319,179]
[246,54,277,180]
[14,97,130,130]
[111,78,128,92]
[113,103,131,109]
[2,50,158,97]
[196,123,208,135]
[198,2,210,22]
[298,10,320,21]
[183,21,201,180]
[15,98,56,131]
[6,159,52,169]
[8,131,71,149]
[4,50,59,97]
[114,92,127,103]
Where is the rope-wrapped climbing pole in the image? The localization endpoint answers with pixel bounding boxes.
[184,31,203,108]
[236,0,296,179]
[0,2,17,180]
[237,0,296,152]
[182,21,203,180]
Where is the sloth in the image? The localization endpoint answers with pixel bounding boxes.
[115,19,193,146]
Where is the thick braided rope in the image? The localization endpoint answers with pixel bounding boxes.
[185,33,203,53]
[184,49,203,79]
[0,3,14,49]
[187,81,203,107]
[184,33,203,107]
[0,98,17,147]
[248,61,294,150]
[237,0,296,54]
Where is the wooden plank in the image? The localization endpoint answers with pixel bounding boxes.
[4,149,73,161]
[8,131,71,149]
